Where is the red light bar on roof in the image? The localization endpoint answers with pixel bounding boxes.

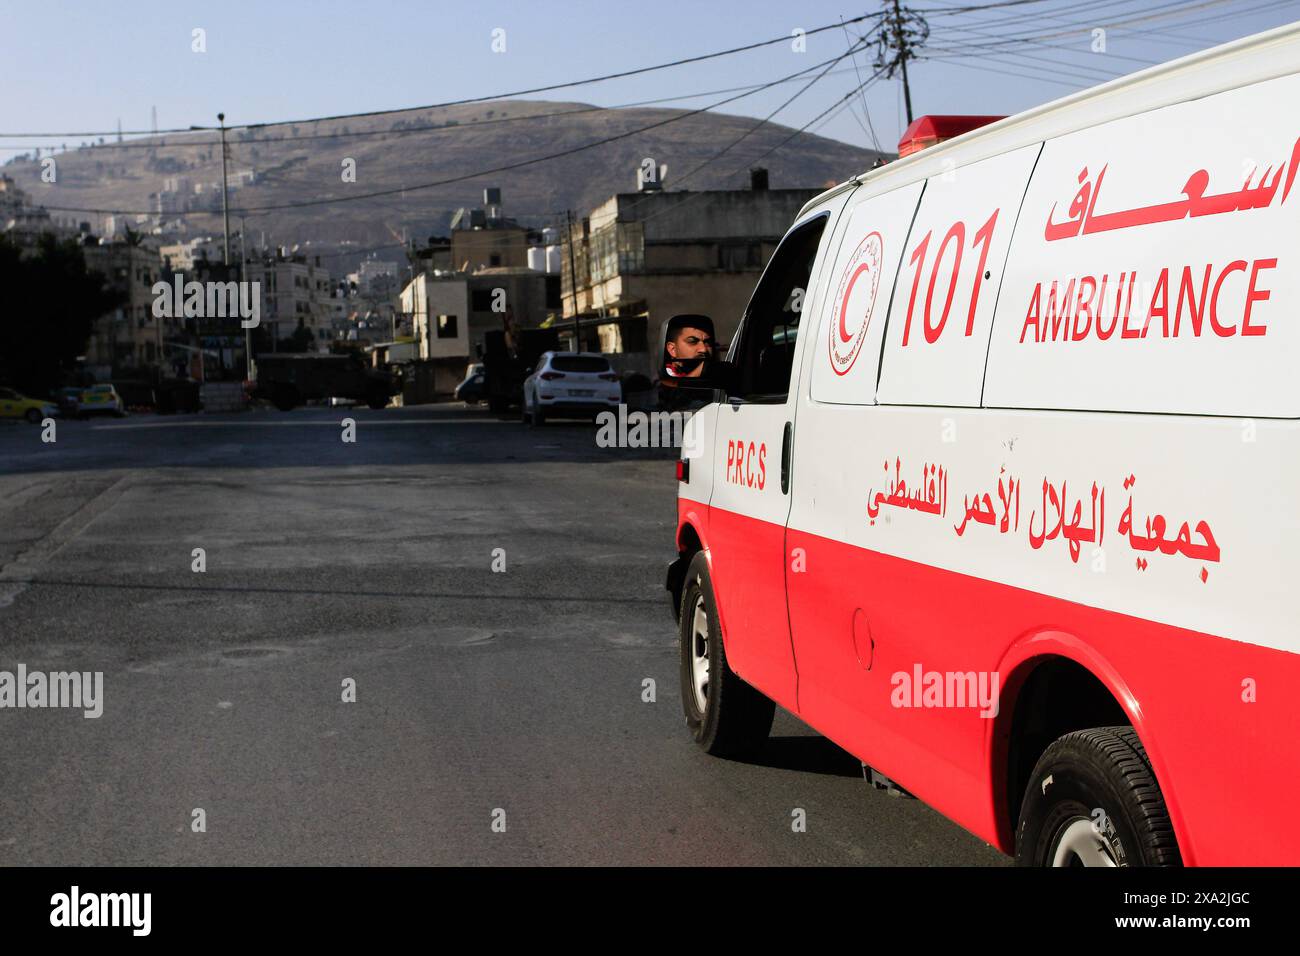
[898,114,1007,157]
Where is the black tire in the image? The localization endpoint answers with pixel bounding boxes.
[366,393,389,410]
[1016,726,1181,867]
[520,399,530,423]
[531,402,546,426]
[25,408,42,424]
[677,551,775,758]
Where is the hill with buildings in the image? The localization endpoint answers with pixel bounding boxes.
[1,99,885,253]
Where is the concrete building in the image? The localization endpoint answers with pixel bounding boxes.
[401,274,470,361]
[354,257,398,289]
[410,236,452,273]
[82,237,171,377]
[397,273,471,399]
[397,261,560,360]
[0,174,81,248]
[560,172,821,366]
[245,249,336,348]
[465,267,560,358]
[160,236,228,273]
[449,189,534,272]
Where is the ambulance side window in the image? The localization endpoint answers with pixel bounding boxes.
[730,215,827,403]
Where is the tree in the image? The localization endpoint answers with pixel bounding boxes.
[0,234,123,396]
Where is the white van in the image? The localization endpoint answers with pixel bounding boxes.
[666,23,1300,867]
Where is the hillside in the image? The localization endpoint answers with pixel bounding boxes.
[3,99,884,253]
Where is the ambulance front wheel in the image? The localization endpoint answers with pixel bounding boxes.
[1016,726,1182,867]
[677,551,775,758]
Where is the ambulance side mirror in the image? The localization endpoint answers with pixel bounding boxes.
[661,358,735,395]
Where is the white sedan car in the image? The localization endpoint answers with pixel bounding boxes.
[522,352,622,424]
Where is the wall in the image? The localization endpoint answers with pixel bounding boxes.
[402,275,469,360]
[451,227,529,272]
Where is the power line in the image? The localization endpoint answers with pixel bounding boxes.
[666,34,873,192]
[935,52,1121,88]
[34,43,875,218]
[915,0,1058,12]
[0,14,886,139]
[203,45,878,216]
[839,17,883,150]
[0,66,882,155]
[637,65,890,225]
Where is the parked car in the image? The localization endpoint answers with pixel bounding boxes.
[0,387,59,424]
[455,363,487,403]
[52,386,84,418]
[521,352,621,424]
[665,23,1300,868]
[77,384,126,417]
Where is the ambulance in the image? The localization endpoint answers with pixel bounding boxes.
[665,23,1300,866]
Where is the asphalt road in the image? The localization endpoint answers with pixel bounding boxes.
[0,404,1006,866]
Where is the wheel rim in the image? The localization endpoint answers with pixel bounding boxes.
[689,593,710,715]
[1050,817,1119,867]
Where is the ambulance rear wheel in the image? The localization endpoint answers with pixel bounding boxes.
[678,551,774,758]
[1016,726,1181,867]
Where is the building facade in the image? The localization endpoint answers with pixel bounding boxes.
[82,237,172,376]
[560,179,822,364]
[245,250,336,348]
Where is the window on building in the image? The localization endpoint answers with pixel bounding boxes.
[489,254,502,267]
[437,315,458,339]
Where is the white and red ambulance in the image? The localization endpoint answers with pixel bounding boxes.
[666,23,1300,867]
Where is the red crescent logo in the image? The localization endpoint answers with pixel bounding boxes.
[838,263,872,343]
[828,231,884,377]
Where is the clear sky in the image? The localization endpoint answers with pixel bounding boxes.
[2,0,1298,156]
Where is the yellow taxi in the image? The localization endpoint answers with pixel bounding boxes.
[0,387,59,424]
[77,383,126,417]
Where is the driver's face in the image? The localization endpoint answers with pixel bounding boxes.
[667,328,714,376]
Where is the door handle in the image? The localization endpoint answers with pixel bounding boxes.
[780,421,793,494]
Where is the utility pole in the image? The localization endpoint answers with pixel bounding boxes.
[565,210,581,352]
[891,0,914,125]
[218,113,232,266]
[217,112,232,386]
[240,214,254,382]
[876,1,926,126]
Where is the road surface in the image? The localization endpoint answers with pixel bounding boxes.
[0,405,1006,866]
